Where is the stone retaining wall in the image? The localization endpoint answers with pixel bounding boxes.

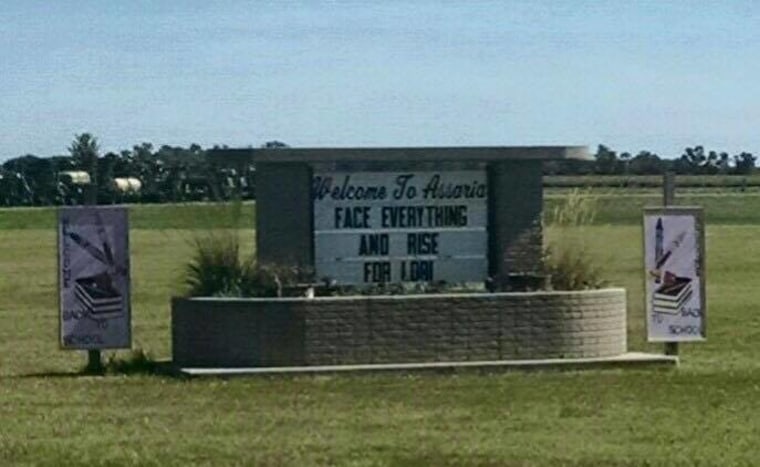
[172,288,627,368]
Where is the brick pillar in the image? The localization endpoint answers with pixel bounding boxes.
[487,160,544,289]
[255,162,313,268]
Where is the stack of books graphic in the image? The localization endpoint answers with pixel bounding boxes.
[653,275,692,314]
[75,273,122,316]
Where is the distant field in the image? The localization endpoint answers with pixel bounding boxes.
[546,190,760,225]
[2,188,760,230]
[1,201,759,465]
[545,174,760,188]
[0,201,256,230]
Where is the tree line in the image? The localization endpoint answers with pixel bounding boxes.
[0,134,282,206]
[546,145,756,176]
[0,135,756,206]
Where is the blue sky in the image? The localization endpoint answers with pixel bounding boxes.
[2,1,759,160]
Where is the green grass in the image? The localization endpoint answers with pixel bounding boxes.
[1,200,760,465]
[545,174,760,188]
[546,190,760,225]
[6,191,760,230]
[0,201,256,230]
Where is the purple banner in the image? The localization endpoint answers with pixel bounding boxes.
[58,206,131,349]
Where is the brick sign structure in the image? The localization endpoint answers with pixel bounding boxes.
[210,146,588,290]
[171,146,650,369]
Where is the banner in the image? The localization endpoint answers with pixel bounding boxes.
[58,206,131,349]
[643,207,706,342]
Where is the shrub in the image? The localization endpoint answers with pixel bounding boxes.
[547,187,597,227]
[183,229,312,298]
[544,188,607,290]
[184,231,250,297]
[103,348,162,375]
[241,263,312,298]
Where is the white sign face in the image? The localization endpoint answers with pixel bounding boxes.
[58,206,131,349]
[643,208,705,342]
[313,171,487,284]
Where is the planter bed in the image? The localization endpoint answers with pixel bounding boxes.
[171,288,627,368]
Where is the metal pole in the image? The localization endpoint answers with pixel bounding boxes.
[85,158,103,373]
[86,349,102,373]
[663,171,679,357]
[663,171,675,206]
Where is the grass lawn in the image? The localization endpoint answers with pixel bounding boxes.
[1,198,759,465]
[545,189,760,225]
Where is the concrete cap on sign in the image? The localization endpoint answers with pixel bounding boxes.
[208,146,590,163]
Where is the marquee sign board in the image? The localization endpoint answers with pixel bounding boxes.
[58,206,131,349]
[643,207,706,342]
[312,170,488,284]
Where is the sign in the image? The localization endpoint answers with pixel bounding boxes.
[313,170,487,284]
[58,206,131,349]
[643,207,706,342]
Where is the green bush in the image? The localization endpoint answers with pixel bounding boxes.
[544,189,608,290]
[183,229,311,298]
[103,348,162,375]
[241,263,311,298]
[184,231,250,297]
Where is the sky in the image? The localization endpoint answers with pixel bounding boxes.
[2,0,760,161]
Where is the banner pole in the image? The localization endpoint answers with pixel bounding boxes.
[663,171,679,357]
[85,159,103,373]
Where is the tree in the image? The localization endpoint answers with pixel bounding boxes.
[261,140,289,149]
[1,155,56,205]
[619,152,632,174]
[676,146,707,174]
[628,151,664,175]
[714,151,730,174]
[130,142,163,201]
[593,145,620,175]
[69,133,99,172]
[98,152,120,202]
[68,133,100,202]
[733,152,756,175]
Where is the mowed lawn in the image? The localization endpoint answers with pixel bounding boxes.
[1,200,760,465]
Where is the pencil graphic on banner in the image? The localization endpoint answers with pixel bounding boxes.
[67,231,109,265]
[95,211,113,261]
[655,230,687,269]
[655,218,664,263]
[654,218,664,283]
